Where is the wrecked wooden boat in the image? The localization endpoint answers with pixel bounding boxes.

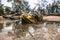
[20,12,43,23]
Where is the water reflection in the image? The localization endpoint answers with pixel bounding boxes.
[28,26,35,34]
[2,23,13,33]
[0,23,3,32]
[13,23,37,38]
[0,22,60,40]
[6,23,11,27]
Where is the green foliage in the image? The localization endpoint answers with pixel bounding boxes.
[15,9,19,13]
[0,7,4,14]
[0,5,4,15]
[11,11,15,14]
[5,6,11,14]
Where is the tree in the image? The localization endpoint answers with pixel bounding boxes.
[10,11,15,14]
[14,0,29,12]
[0,5,4,15]
[7,0,29,13]
[5,6,11,14]
[51,1,58,13]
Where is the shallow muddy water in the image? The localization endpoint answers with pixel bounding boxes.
[0,21,60,40]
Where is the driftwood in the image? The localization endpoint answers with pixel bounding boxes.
[20,12,43,23]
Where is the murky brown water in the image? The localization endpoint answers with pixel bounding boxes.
[0,21,60,40]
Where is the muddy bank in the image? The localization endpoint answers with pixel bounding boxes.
[43,16,60,21]
[0,15,60,22]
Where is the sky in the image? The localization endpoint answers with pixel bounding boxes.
[1,0,12,7]
[1,0,58,9]
[28,0,54,9]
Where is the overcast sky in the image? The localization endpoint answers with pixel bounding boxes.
[1,0,12,7]
[27,0,54,9]
[1,0,58,9]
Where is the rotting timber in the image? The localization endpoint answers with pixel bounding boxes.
[20,12,43,24]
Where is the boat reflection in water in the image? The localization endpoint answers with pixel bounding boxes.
[0,21,60,40]
[0,21,37,37]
